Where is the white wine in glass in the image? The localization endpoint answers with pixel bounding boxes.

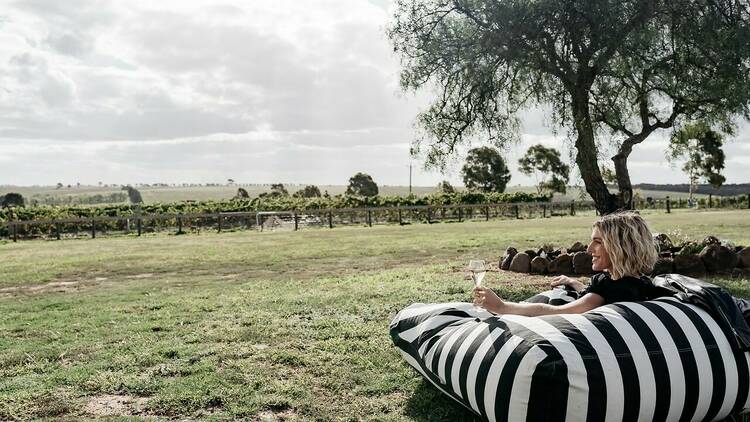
[468,260,486,287]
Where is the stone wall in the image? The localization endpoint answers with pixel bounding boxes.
[500,235,750,277]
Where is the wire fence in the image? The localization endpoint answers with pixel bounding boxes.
[3,201,596,242]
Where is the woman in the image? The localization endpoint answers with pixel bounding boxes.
[473,210,660,316]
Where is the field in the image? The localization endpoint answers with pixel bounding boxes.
[1,184,711,206]
[1,210,749,421]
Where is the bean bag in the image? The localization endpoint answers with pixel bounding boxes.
[390,287,750,422]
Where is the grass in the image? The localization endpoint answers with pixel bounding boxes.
[1,210,749,421]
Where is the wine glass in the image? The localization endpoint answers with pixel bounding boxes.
[468,260,487,287]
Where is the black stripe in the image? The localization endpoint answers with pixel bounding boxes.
[545,315,607,422]
[658,300,726,422]
[640,301,700,422]
[431,323,482,375]
[472,327,518,420]
[730,332,750,416]
[493,340,542,422]
[442,322,490,391]
[501,319,568,422]
[610,304,671,422]
[584,312,640,422]
[457,325,495,401]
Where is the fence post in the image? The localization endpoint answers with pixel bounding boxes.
[485,206,489,221]
[367,209,372,227]
[458,207,463,222]
[91,218,96,239]
[55,221,61,240]
[398,208,402,225]
[747,193,750,209]
[666,196,671,214]
[514,204,520,219]
[328,211,333,229]
[570,201,576,216]
[11,222,17,242]
[293,212,299,231]
[137,218,142,236]
[709,194,713,208]
[542,204,546,218]
[177,214,183,234]
[217,214,222,233]
[427,207,432,224]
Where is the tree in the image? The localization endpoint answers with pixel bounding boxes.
[518,145,570,195]
[234,187,250,199]
[667,121,726,201]
[293,185,322,198]
[437,180,455,194]
[56,182,63,189]
[389,0,750,214]
[121,186,143,204]
[461,147,511,192]
[260,184,289,198]
[0,192,24,208]
[346,173,379,197]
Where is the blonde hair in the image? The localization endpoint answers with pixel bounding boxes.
[592,211,658,279]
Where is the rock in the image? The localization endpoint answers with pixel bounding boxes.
[701,235,721,247]
[739,247,750,268]
[509,253,531,273]
[674,253,706,276]
[530,256,550,274]
[652,258,674,276]
[569,241,586,253]
[572,252,593,274]
[700,244,739,272]
[548,253,574,274]
[500,247,517,270]
[653,233,674,253]
[524,249,538,260]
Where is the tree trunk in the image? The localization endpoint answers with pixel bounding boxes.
[612,152,634,210]
[571,90,619,215]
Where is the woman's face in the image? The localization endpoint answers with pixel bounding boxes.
[587,227,612,273]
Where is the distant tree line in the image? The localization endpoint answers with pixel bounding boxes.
[634,183,750,197]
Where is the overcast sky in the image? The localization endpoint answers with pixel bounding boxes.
[1,0,749,188]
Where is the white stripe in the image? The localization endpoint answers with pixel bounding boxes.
[399,314,464,343]
[394,302,464,322]
[417,320,473,360]
[447,323,488,397]
[558,314,625,422]
[466,328,505,414]
[594,306,657,422]
[745,353,750,410]
[438,322,485,383]
[650,300,713,422]
[424,325,455,372]
[483,335,524,422]
[675,302,739,420]
[503,315,589,422]
[618,303,686,422]
[506,346,548,422]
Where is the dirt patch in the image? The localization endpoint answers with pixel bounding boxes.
[257,407,296,421]
[83,394,149,417]
[0,279,100,296]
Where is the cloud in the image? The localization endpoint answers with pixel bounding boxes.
[0,0,747,188]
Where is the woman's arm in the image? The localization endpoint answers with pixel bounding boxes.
[474,286,605,316]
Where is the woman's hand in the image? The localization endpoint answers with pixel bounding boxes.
[473,286,505,314]
[550,275,586,292]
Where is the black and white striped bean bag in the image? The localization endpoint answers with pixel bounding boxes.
[390,289,750,422]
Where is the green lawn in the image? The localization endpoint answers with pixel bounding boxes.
[1,210,749,421]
